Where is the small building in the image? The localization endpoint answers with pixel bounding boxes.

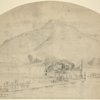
[44,59,84,81]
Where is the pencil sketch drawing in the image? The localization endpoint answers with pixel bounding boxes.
[0,1,100,99]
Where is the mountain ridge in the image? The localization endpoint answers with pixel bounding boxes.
[0,20,99,63]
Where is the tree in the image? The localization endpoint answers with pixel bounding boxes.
[28,54,33,63]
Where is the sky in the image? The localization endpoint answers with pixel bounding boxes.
[0,0,100,15]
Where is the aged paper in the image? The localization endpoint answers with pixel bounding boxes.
[0,1,100,99]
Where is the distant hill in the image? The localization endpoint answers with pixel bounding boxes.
[0,20,99,63]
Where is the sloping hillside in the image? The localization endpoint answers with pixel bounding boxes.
[0,20,99,63]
